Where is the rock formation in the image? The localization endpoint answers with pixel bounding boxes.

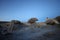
[55,16,60,23]
[45,18,59,25]
[28,18,38,24]
[10,20,24,25]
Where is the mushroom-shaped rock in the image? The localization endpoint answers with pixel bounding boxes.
[11,20,23,25]
[6,20,25,32]
[28,18,38,24]
[45,18,59,25]
[55,16,60,23]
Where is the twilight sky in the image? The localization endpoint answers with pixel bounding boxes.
[0,0,60,22]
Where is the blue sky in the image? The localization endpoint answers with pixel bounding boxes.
[0,0,60,22]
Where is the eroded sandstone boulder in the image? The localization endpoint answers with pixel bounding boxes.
[45,18,59,25]
[28,18,38,24]
[55,16,60,23]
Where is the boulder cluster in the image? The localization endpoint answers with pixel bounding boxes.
[0,16,60,35]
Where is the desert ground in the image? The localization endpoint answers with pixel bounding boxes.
[0,23,60,40]
[0,16,60,40]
